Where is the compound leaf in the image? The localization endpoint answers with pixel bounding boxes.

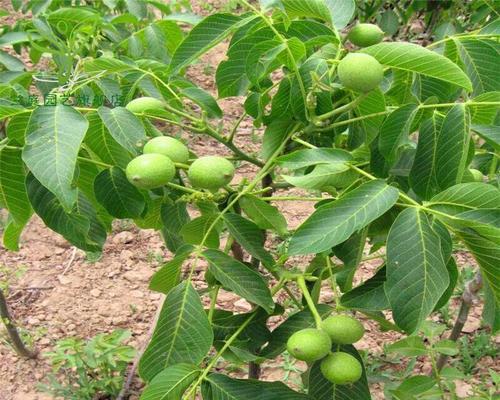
[385,208,449,333]
[223,213,274,269]
[409,113,444,200]
[94,167,145,219]
[239,195,288,237]
[435,104,471,191]
[139,281,213,382]
[202,373,311,399]
[362,42,472,91]
[289,180,399,255]
[203,249,275,313]
[97,106,146,155]
[140,363,199,400]
[170,13,251,73]
[22,105,88,211]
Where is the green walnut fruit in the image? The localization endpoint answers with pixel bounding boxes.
[348,23,384,47]
[337,53,383,93]
[286,328,332,362]
[320,352,363,385]
[125,97,165,113]
[188,156,235,190]
[143,136,190,164]
[321,314,365,344]
[126,154,175,189]
[469,168,484,182]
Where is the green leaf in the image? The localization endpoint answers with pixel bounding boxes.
[261,118,296,160]
[349,89,386,147]
[289,180,399,255]
[276,148,352,170]
[3,218,29,251]
[409,113,444,200]
[0,147,31,225]
[223,213,274,269]
[386,208,449,333]
[246,39,285,86]
[22,105,89,211]
[470,92,500,125]
[180,214,220,249]
[434,339,459,356]
[283,163,351,190]
[179,86,222,119]
[6,112,30,145]
[26,174,105,253]
[135,198,164,230]
[126,0,147,18]
[455,38,500,96]
[428,183,500,214]
[84,57,134,73]
[378,104,419,162]
[239,195,288,237]
[216,27,274,98]
[1,30,40,46]
[334,229,368,291]
[140,363,199,400]
[471,124,500,151]
[309,345,371,400]
[434,257,459,311]
[282,0,332,25]
[202,374,311,399]
[97,107,146,155]
[393,376,438,397]
[386,336,427,357]
[0,51,24,71]
[139,281,213,382]
[361,42,472,91]
[149,245,194,295]
[434,104,471,191]
[170,13,250,73]
[458,230,500,302]
[325,0,355,29]
[483,279,500,333]
[260,304,332,358]
[0,101,27,120]
[203,249,275,313]
[290,57,329,121]
[94,167,145,219]
[85,112,132,168]
[450,209,500,245]
[161,200,190,252]
[341,266,389,311]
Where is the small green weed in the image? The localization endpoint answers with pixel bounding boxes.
[39,329,136,400]
[457,331,498,375]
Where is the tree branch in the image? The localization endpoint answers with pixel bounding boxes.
[436,272,483,371]
[0,288,37,359]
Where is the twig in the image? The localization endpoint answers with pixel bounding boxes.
[436,272,483,371]
[117,295,165,400]
[0,288,38,359]
[62,247,77,275]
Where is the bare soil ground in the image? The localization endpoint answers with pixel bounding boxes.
[0,1,498,399]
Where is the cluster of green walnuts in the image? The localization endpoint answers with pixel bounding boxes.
[124,97,235,192]
[337,23,385,93]
[287,314,365,385]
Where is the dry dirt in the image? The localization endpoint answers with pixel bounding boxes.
[0,1,497,400]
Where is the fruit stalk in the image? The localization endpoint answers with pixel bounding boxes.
[296,276,323,328]
[315,93,368,122]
